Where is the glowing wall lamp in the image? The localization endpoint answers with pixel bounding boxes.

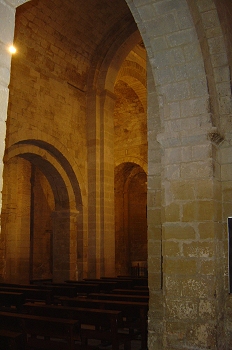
[8,45,16,54]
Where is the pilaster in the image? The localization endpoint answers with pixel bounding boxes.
[52,210,79,282]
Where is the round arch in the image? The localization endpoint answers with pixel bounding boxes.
[115,162,147,276]
[122,1,231,349]
[2,0,232,348]
[116,59,147,112]
[5,143,76,210]
[3,140,85,282]
[85,21,147,277]
[4,133,87,206]
[115,156,147,174]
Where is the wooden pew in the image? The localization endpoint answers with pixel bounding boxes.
[134,285,149,290]
[112,288,149,296]
[100,278,133,289]
[0,280,78,299]
[88,292,149,303]
[51,282,100,295]
[0,310,80,350]
[24,302,131,350]
[0,282,49,289]
[43,284,78,298]
[82,279,117,292]
[0,291,25,312]
[0,286,52,304]
[65,280,100,295]
[117,276,148,287]
[0,329,24,350]
[0,282,78,300]
[30,278,53,285]
[59,296,148,350]
[0,282,29,287]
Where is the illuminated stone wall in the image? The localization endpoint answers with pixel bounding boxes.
[0,0,232,348]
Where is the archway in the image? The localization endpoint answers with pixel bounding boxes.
[2,140,83,282]
[113,42,148,277]
[1,0,232,348]
[115,162,147,276]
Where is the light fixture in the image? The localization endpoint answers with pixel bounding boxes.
[8,45,16,54]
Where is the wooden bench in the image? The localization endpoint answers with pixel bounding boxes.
[47,282,100,295]
[88,292,149,303]
[0,329,24,350]
[81,279,117,292]
[100,278,133,289]
[24,302,132,350]
[0,310,80,350]
[0,291,25,312]
[134,285,149,290]
[0,283,78,302]
[0,282,47,289]
[0,285,53,304]
[112,288,149,296]
[65,282,101,294]
[117,276,148,287]
[59,296,148,350]
[30,278,53,285]
[42,284,78,299]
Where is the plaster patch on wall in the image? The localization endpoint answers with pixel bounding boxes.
[165,276,181,294]
[167,300,198,320]
[183,278,208,298]
[195,324,216,348]
[199,299,215,318]
[185,244,213,258]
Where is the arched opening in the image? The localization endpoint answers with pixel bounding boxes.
[2,141,83,282]
[113,41,148,276]
[2,0,232,348]
[3,0,152,282]
[115,162,147,276]
[85,12,150,277]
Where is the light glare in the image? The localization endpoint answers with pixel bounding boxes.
[9,45,16,54]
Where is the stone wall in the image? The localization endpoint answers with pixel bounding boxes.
[32,167,54,280]
[0,0,19,280]
[1,157,31,283]
[0,0,232,349]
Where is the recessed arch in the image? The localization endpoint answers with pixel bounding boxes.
[3,141,85,281]
[115,162,147,276]
[1,0,232,348]
[116,57,147,111]
[89,28,143,92]
[4,141,83,210]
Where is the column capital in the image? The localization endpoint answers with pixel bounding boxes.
[157,127,224,148]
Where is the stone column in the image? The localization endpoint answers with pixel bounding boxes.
[99,89,116,277]
[0,0,29,280]
[87,88,116,278]
[147,60,163,349]
[52,210,78,282]
[86,88,101,278]
[158,128,222,349]
[0,1,16,278]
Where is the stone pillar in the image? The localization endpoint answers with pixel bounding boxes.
[158,129,222,349]
[0,1,16,278]
[147,60,163,349]
[0,0,29,280]
[87,88,116,278]
[52,210,78,282]
[99,89,116,277]
[87,89,101,278]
